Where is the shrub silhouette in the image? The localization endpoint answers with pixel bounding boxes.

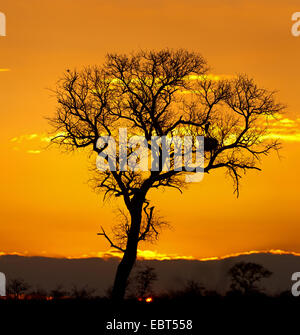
[7,278,30,299]
[71,285,96,299]
[51,285,69,299]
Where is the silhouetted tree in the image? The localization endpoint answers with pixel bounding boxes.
[133,265,157,299]
[167,280,204,301]
[228,262,272,295]
[183,280,204,297]
[49,49,284,302]
[180,280,204,299]
[7,278,30,299]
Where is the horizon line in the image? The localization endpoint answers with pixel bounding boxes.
[1,249,300,262]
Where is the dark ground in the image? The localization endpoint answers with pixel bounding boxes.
[0,295,298,334]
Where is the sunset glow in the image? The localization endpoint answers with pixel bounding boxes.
[0,0,300,262]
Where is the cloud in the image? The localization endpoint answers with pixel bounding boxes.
[11,113,300,157]
[27,150,41,154]
[186,74,234,81]
[0,251,28,256]
[2,248,300,261]
[137,249,195,260]
[64,248,300,261]
[263,133,300,142]
[263,116,300,142]
[11,133,51,143]
[0,68,10,72]
[10,133,53,154]
[199,249,300,261]
[66,249,195,261]
[279,118,295,125]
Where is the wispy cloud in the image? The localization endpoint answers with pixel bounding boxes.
[27,150,41,154]
[1,249,300,261]
[0,68,10,72]
[0,251,28,256]
[11,133,52,143]
[10,133,53,154]
[137,249,195,260]
[263,116,300,142]
[66,249,195,261]
[199,249,300,261]
[187,74,234,81]
[10,114,300,156]
[67,248,300,261]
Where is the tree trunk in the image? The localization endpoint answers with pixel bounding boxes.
[111,200,143,303]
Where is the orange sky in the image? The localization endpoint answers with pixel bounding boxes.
[1,0,300,260]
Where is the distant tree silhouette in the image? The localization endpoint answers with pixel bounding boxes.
[133,265,157,299]
[49,49,284,302]
[228,262,272,295]
[179,280,204,299]
[7,278,30,299]
[183,280,204,297]
[166,280,205,302]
